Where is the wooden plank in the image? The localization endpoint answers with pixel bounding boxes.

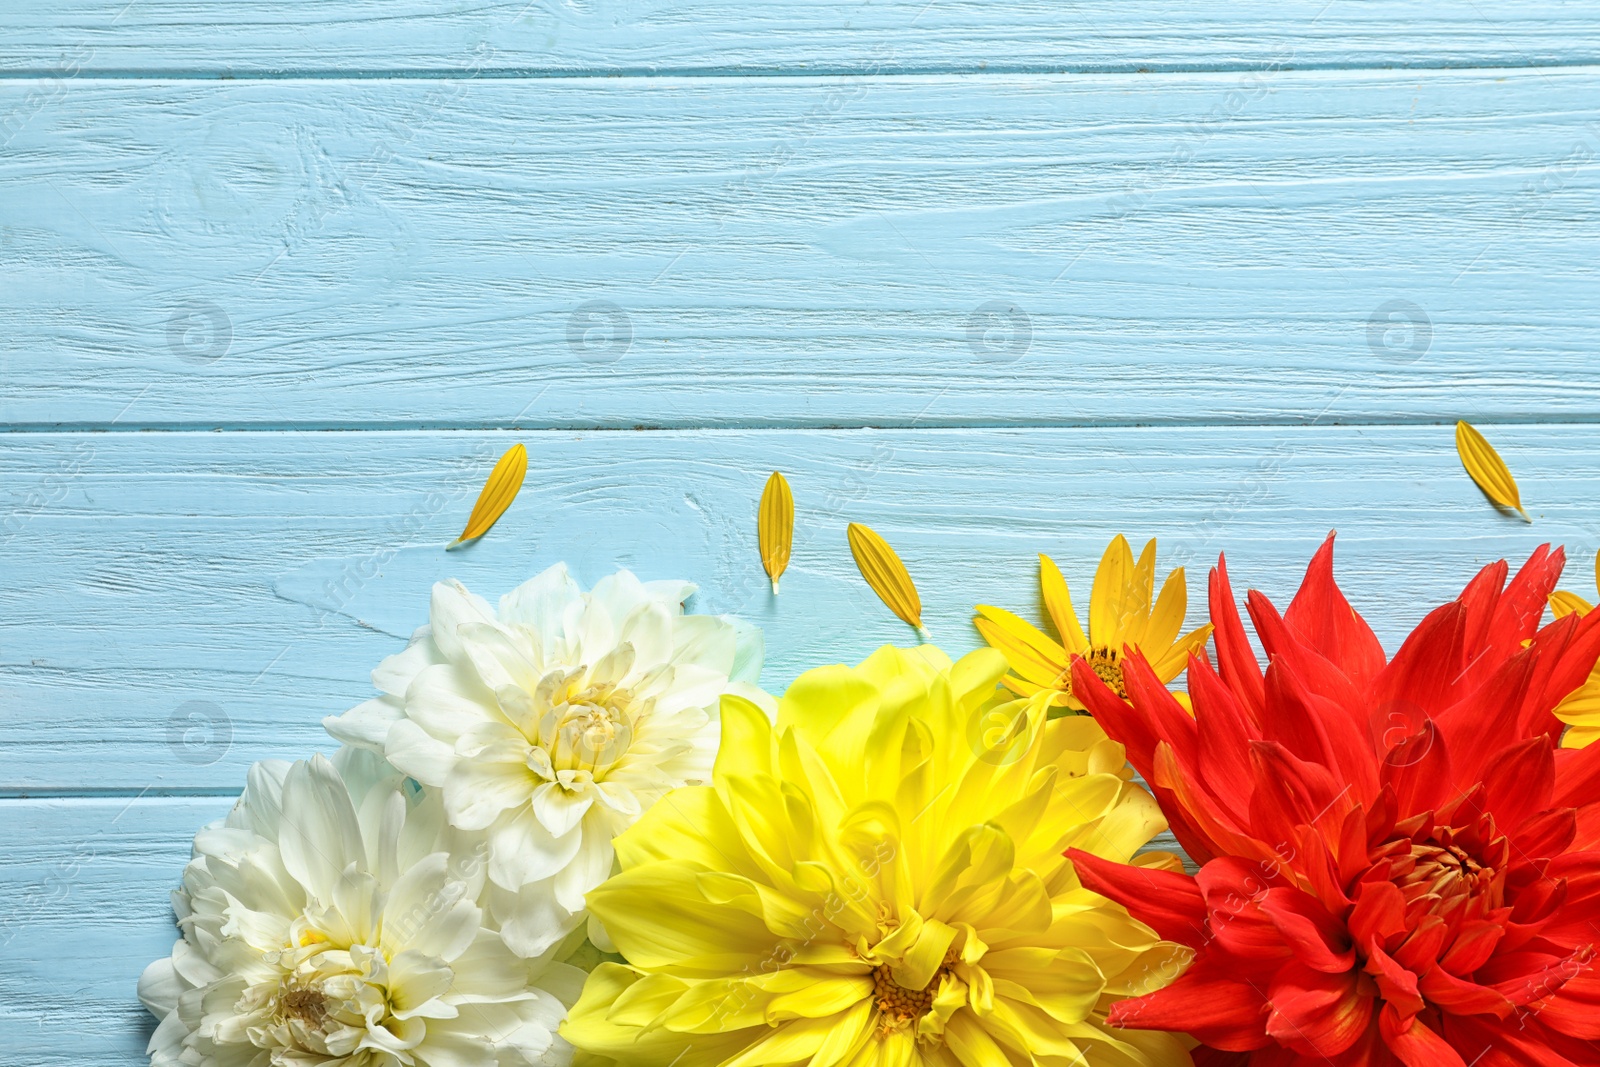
[2,1,1598,75]
[4,424,1598,792]
[3,70,1600,430]
[0,796,234,1066]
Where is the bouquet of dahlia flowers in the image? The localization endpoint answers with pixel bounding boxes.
[139,523,1600,1067]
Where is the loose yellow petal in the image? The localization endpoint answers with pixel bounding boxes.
[1455,421,1530,522]
[447,443,527,549]
[758,471,794,594]
[846,522,925,636]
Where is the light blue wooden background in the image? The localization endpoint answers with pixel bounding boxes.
[4,4,1600,1063]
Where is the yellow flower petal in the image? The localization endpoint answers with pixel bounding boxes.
[1141,567,1188,654]
[1563,725,1600,750]
[1550,590,1594,621]
[564,646,1189,1067]
[847,522,925,635]
[1089,535,1135,645]
[758,471,794,594]
[447,443,527,549]
[1038,554,1089,653]
[1455,420,1530,522]
[973,608,1067,688]
[973,605,1067,664]
[1150,624,1216,680]
[1118,540,1159,647]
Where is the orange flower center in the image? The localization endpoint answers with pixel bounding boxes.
[872,964,936,1023]
[871,953,958,1038]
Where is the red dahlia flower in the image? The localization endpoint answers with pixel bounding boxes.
[1068,535,1600,1066]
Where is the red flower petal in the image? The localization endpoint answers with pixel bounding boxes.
[1209,554,1265,718]
[1107,961,1272,1051]
[1364,942,1425,1022]
[1065,848,1209,947]
[1532,973,1600,1040]
[1418,963,1515,1018]
[1260,887,1355,973]
[1265,962,1373,1058]
[1480,735,1558,836]
[1280,532,1386,689]
[1379,1005,1467,1067]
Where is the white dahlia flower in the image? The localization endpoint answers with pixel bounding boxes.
[138,748,585,1067]
[323,564,771,957]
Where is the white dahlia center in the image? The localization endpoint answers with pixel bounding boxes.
[537,676,646,779]
[244,943,424,1063]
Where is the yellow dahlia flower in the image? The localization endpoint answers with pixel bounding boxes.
[1549,551,1600,748]
[974,536,1211,713]
[561,645,1193,1067]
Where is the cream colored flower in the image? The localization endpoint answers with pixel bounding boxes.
[137,748,585,1067]
[323,564,771,957]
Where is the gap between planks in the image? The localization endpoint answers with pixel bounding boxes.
[8,417,1600,435]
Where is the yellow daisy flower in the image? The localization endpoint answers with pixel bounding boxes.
[974,536,1212,714]
[1549,548,1600,748]
[561,645,1193,1067]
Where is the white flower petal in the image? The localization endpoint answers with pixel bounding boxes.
[552,832,615,915]
[386,718,458,786]
[372,632,443,696]
[387,949,458,1018]
[529,782,595,839]
[489,880,582,962]
[568,595,616,666]
[498,562,582,633]
[669,613,738,674]
[617,603,673,671]
[381,854,480,962]
[145,1009,190,1062]
[429,580,499,663]
[137,957,182,1016]
[457,621,541,694]
[277,755,365,903]
[449,930,542,999]
[445,758,536,832]
[323,695,405,752]
[488,809,583,890]
[406,663,501,742]
[587,569,649,627]
[235,759,291,838]
[642,577,697,608]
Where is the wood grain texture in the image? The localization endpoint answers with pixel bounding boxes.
[4,425,1598,793]
[3,1,1599,75]
[4,70,1600,430]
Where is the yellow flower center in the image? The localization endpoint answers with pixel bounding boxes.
[1085,647,1127,698]
[1055,646,1127,700]
[541,680,638,776]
